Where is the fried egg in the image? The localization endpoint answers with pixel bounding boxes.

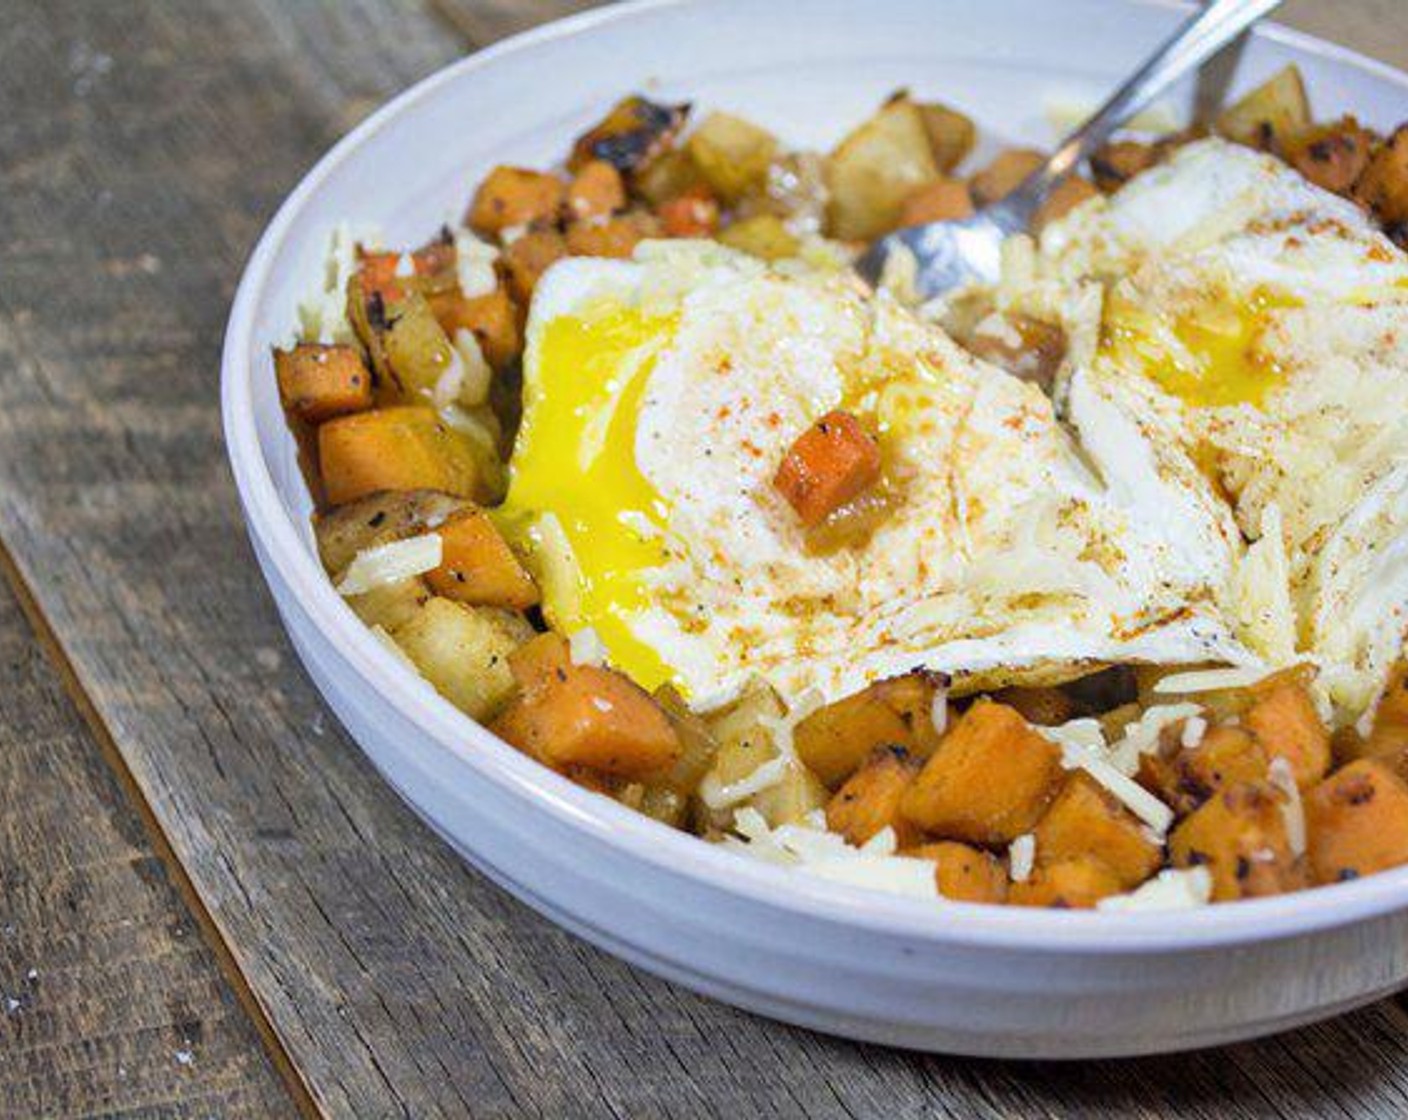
[499,240,1250,709]
[1025,138,1408,715]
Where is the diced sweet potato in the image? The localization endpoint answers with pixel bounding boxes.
[1169,781,1305,901]
[1305,759,1408,885]
[1034,175,1099,231]
[1244,674,1330,788]
[318,406,485,506]
[492,633,681,778]
[274,343,373,423]
[565,211,658,259]
[1090,140,1156,192]
[570,95,689,174]
[898,178,974,226]
[969,148,1044,206]
[566,159,627,221]
[659,185,721,237]
[773,410,882,528]
[466,166,565,236]
[425,507,539,611]
[916,102,976,174]
[502,229,568,304]
[826,745,924,848]
[392,598,531,720]
[1138,723,1268,817]
[1288,117,1377,195]
[906,841,1007,904]
[357,239,456,303]
[900,700,1065,845]
[428,286,519,372]
[793,672,945,788]
[1033,773,1162,889]
[1008,856,1124,909]
[1355,125,1408,227]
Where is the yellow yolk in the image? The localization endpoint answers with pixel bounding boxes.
[498,303,678,692]
[1101,288,1298,408]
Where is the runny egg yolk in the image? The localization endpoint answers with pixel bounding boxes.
[498,302,678,692]
[1101,287,1299,408]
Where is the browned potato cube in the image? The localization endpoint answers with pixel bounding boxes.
[1355,125,1408,227]
[566,159,627,221]
[688,111,779,204]
[717,214,799,261]
[969,148,1044,206]
[1305,760,1408,885]
[502,229,568,304]
[906,841,1008,904]
[916,101,977,173]
[1033,773,1162,889]
[466,166,565,236]
[1008,856,1124,909]
[274,343,373,423]
[826,97,942,240]
[1034,175,1099,231]
[899,699,1064,845]
[898,178,974,227]
[570,95,689,174]
[392,597,530,720]
[1169,781,1304,901]
[1090,140,1157,192]
[825,745,924,848]
[1288,117,1377,195]
[1244,673,1330,788]
[313,489,467,574]
[1216,65,1311,150]
[794,671,946,788]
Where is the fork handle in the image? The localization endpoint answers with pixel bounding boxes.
[994,0,1285,231]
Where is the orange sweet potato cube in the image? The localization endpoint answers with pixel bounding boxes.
[1169,781,1305,901]
[1137,723,1269,817]
[566,159,627,221]
[565,212,658,259]
[1033,773,1162,889]
[274,343,373,424]
[825,745,924,848]
[900,700,1064,845]
[429,286,522,371]
[1008,856,1124,909]
[659,185,721,237]
[466,166,565,236]
[793,672,945,788]
[773,410,882,528]
[906,841,1008,904]
[502,229,568,304]
[1244,673,1330,787]
[317,406,483,506]
[1305,759,1408,885]
[425,508,539,611]
[899,178,974,227]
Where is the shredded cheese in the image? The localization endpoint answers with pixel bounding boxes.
[1057,738,1175,835]
[568,627,608,667]
[1180,716,1208,750]
[453,226,500,298]
[1008,834,1036,883]
[1153,665,1274,695]
[1097,867,1213,913]
[1267,756,1307,857]
[698,756,791,811]
[336,534,442,597]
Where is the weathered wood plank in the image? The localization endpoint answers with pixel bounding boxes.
[0,568,293,1117]
[3,1,1408,1118]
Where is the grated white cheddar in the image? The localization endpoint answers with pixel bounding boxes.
[568,627,608,667]
[297,223,381,345]
[1267,756,1307,857]
[1154,665,1275,695]
[1107,702,1204,774]
[1008,834,1036,883]
[1180,716,1208,750]
[336,533,443,597]
[1097,867,1213,913]
[453,226,500,298]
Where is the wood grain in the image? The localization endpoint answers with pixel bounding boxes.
[0,564,291,1116]
[3,1,1408,1118]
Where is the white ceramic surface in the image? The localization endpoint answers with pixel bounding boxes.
[222,0,1408,1057]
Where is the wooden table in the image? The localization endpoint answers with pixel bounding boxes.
[3,1,1407,1115]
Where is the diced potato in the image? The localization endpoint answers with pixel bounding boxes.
[566,160,627,221]
[906,841,1007,904]
[392,597,531,720]
[688,111,779,204]
[716,214,798,261]
[642,686,722,826]
[773,410,882,527]
[570,95,689,174]
[659,185,721,238]
[916,101,976,173]
[969,148,1044,207]
[346,273,392,384]
[631,147,705,206]
[1305,760,1408,885]
[825,745,924,848]
[381,292,456,403]
[1032,773,1162,889]
[312,489,467,574]
[794,671,946,788]
[1244,673,1330,788]
[1355,125,1408,226]
[565,211,659,259]
[492,633,681,778]
[466,166,565,236]
[274,343,373,423]
[429,287,522,371]
[1216,65,1311,150]
[751,763,830,828]
[1137,723,1268,817]
[992,686,1077,727]
[1287,117,1377,195]
[1008,856,1124,909]
[898,178,974,227]
[502,229,568,304]
[826,97,941,240]
[960,314,1067,394]
[318,406,486,507]
[900,699,1064,845]
[343,576,430,632]
[696,685,786,824]
[1168,780,1305,901]
[1089,140,1157,192]
[425,507,539,611]
[1033,175,1099,231]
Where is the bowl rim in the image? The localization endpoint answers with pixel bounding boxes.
[222,0,1408,954]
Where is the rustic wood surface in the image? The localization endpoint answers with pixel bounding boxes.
[2,1,1407,1117]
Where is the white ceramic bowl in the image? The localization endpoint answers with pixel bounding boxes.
[222,0,1408,1057]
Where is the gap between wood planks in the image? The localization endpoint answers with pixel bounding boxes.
[0,533,324,1120]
